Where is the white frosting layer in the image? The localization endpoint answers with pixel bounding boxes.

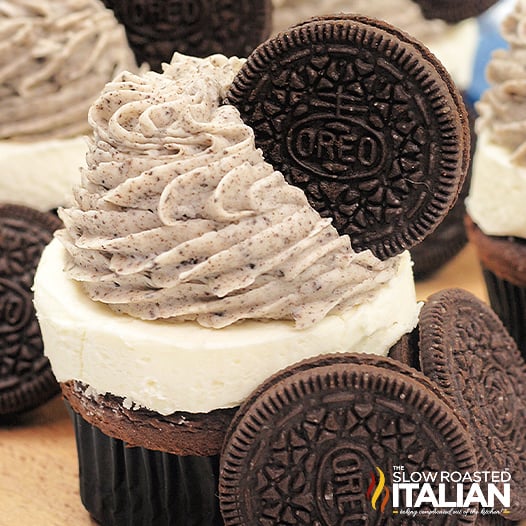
[466,131,526,238]
[429,19,479,91]
[0,136,85,210]
[34,239,420,414]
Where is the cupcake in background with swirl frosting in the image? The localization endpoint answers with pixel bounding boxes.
[0,0,140,417]
[0,0,138,212]
[33,53,420,524]
[466,0,526,361]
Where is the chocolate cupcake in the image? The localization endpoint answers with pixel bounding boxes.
[34,51,420,523]
[466,0,526,360]
[65,381,230,525]
[0,0,139,416]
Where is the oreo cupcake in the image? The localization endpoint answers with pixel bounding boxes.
[0,0,138,417]
[466,0,526,360]
[34,52,420,525]
[34,13,469,525]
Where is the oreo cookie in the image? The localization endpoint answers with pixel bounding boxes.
[0,204,61,416]
[419,288,526,520]
[220,353,478,524]
[411,0,499,24]
[228,14,470,260]
[102,0,273,71]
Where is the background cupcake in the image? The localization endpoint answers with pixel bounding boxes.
[0,0,138,416]
[466,0,526,360]
[100,0,273,71]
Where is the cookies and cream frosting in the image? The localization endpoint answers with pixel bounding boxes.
[0,0,136,142]
[57,53,401,330]
[271,0,478,90]
[475,0,526,163]
[466,0,526,238]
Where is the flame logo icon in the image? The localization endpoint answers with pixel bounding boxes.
[366,467,390,512]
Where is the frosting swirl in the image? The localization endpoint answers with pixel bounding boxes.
[476,0,526,165]
[0,0,137,141]
[57,53,398,329]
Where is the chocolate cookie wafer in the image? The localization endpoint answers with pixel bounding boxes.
[411,0,499,24]
[102,0,272,71]
[228,14,470,261]
[220,353,478,525]
[419,288,526,521]
[0,205,62,416]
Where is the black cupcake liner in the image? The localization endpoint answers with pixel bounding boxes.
[70,408,223,526]
[410,212,468,280]
[482,267,526,362]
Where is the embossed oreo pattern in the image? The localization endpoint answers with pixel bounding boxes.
[228,16,469,260]
[220,359,478,525]
[419,289,526,521]
[102,0,272,71]
[0,205,61,415]
[411,0,499,23]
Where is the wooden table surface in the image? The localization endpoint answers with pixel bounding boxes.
[0,243,521,525]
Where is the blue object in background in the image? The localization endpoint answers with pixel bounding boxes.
[467,0,514,106]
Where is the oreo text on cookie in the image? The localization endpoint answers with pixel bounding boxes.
[228,15,470,260]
